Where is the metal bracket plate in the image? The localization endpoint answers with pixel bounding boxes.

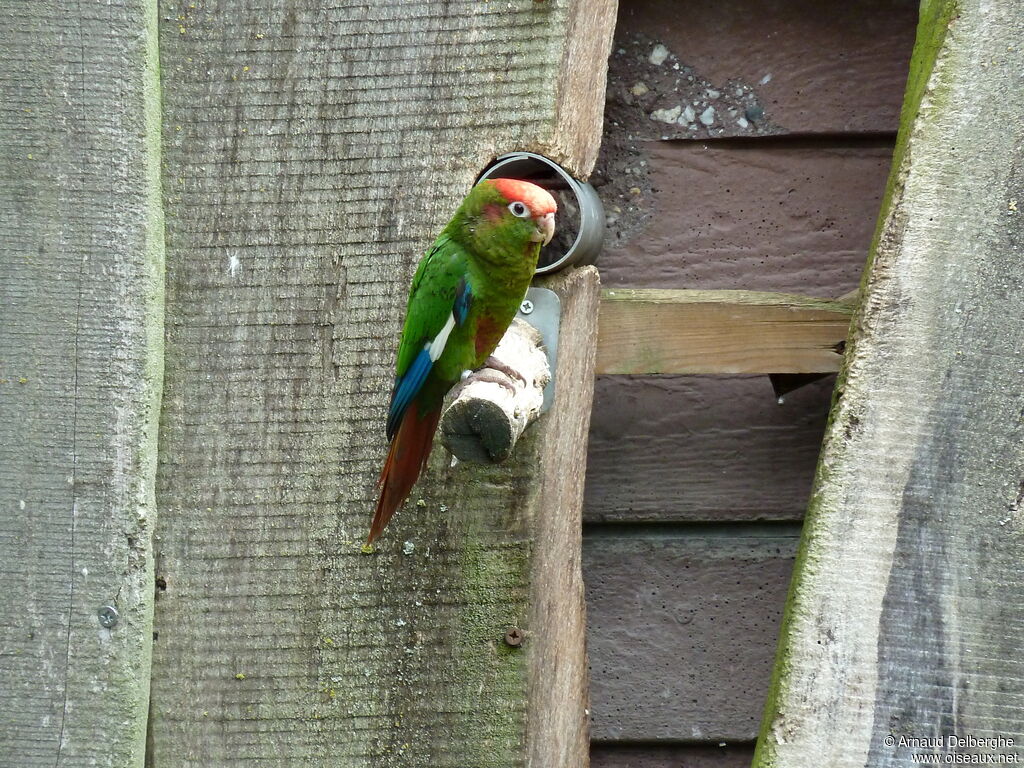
[516,286,561,413]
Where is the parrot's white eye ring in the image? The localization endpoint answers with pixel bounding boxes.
[508,201,530,218]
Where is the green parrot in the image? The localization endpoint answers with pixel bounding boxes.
[369,178,557,542]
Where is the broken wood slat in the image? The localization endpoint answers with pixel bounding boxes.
[597,289,852,375]
[754,2,1024,766]
[0,1,164,765]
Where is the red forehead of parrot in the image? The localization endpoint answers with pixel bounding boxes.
[486,178,558,217]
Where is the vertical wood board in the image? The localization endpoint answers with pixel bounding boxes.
[527,269,600,767]
[149,2,613,766]
[755,2,1024,766]
[0,1,165,766]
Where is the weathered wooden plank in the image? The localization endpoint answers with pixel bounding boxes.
[604,0,917,139]
[585,375,834,523]
[597,289,851,375]
[528,268,600,768]
[148,1,612,765]
[599,140,895,294]
[755,2,1024,766]
[591,744,754,768]
[0,2,164,766]
[590,8,901,519]
[595,0,914,224]
[585,528,799,742]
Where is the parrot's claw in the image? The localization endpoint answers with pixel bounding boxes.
[483,356,528,387]
[477,370,519,395]
[450,368,519,399]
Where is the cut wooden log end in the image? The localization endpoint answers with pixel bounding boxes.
[440,318,551,463]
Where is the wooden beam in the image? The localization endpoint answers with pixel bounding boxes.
[148,2,614,767]
[0,1,164,765]
[754,1,1024,766]
[436,283,848,463]
[597,289,852,375]
[527,268,599,767]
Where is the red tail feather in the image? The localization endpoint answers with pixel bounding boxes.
[368,402,441,543]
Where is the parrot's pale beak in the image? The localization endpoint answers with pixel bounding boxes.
[533,211,555,246]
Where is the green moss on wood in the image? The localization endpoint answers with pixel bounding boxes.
[451,535,531,766]
[862,0,960,294]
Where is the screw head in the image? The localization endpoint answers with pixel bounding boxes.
[98,605,119,629]
[519,300,534,315]
[504,627,523,647]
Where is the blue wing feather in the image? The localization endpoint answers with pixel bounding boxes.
[385,277,473,440]
[453,276,471,325]
[387,348,432,439]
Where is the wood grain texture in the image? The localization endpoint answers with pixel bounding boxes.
[755,2,1024,766]
[601,140,896,293]
[585,134,893,527]
[527,268,600,768]
[597,289,851,375]
[551,0,618,175]
[585,528,798,742]
[586,5,903,526]
[148,0,612,764]
[0,1,164,766]
[585,375,834,523]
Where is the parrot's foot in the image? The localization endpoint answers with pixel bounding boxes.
[451,368,518,399]
[483,356,528,387]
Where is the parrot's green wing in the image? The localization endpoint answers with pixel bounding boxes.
[386,234,472,439]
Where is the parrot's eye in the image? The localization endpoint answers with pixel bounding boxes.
[508,201,530,218]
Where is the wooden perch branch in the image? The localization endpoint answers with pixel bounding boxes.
[440,318,551,463]
[597,288,853,375]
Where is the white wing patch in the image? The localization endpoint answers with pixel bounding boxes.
[425,313,457,362]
